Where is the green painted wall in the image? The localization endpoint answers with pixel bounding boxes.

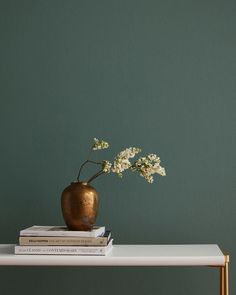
[0,0,235,294]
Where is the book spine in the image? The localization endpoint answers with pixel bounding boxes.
[19,237,108,246]
[15,245,107,255]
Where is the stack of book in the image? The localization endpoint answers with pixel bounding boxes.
[14,225,113,256]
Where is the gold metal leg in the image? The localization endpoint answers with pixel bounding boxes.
[220,266,225,295]
[220,255,229,295]
[224,255,229,295]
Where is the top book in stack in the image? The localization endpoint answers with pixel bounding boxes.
[20,225,105,238]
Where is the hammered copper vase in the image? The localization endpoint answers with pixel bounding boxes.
[61,181,99,231]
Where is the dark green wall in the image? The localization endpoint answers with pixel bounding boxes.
[0,0,235,294]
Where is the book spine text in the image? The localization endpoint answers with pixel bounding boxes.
[19,237,108,246]
[15,246,107,255]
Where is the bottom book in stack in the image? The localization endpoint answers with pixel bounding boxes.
[14,225,113,256]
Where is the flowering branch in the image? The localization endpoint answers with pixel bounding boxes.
[77,139,109,181]
[76,138,166,184]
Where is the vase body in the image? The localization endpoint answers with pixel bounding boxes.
[61,181,99,231]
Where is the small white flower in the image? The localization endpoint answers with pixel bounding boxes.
[156,166,166,176]
[93,138,109,150]
[102,160,112,173]
[148,154,157,161]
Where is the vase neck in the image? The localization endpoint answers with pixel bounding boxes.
[71,181,88,186]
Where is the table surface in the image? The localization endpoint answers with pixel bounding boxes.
[0,244,225,266]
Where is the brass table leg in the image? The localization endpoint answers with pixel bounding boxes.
[220,265,225,295]
[220,255,229,295]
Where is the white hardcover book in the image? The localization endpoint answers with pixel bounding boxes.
[20,225,105,238]
[15,240,113,256]
[19,231,111,246]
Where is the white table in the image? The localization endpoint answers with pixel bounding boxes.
[0,244,229,294]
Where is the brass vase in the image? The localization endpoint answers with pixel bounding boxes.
[61,181,99,231]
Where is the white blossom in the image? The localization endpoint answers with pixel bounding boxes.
[93,138,109,150]
[111,147,141,177]
[102,160,112,173]
[131,154,166,183]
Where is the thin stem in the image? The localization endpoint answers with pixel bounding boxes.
[77,160,88,181]
[87,160,102,165]
[77,147,102,181]
[77,160,102,181]
[87,170,105,184]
